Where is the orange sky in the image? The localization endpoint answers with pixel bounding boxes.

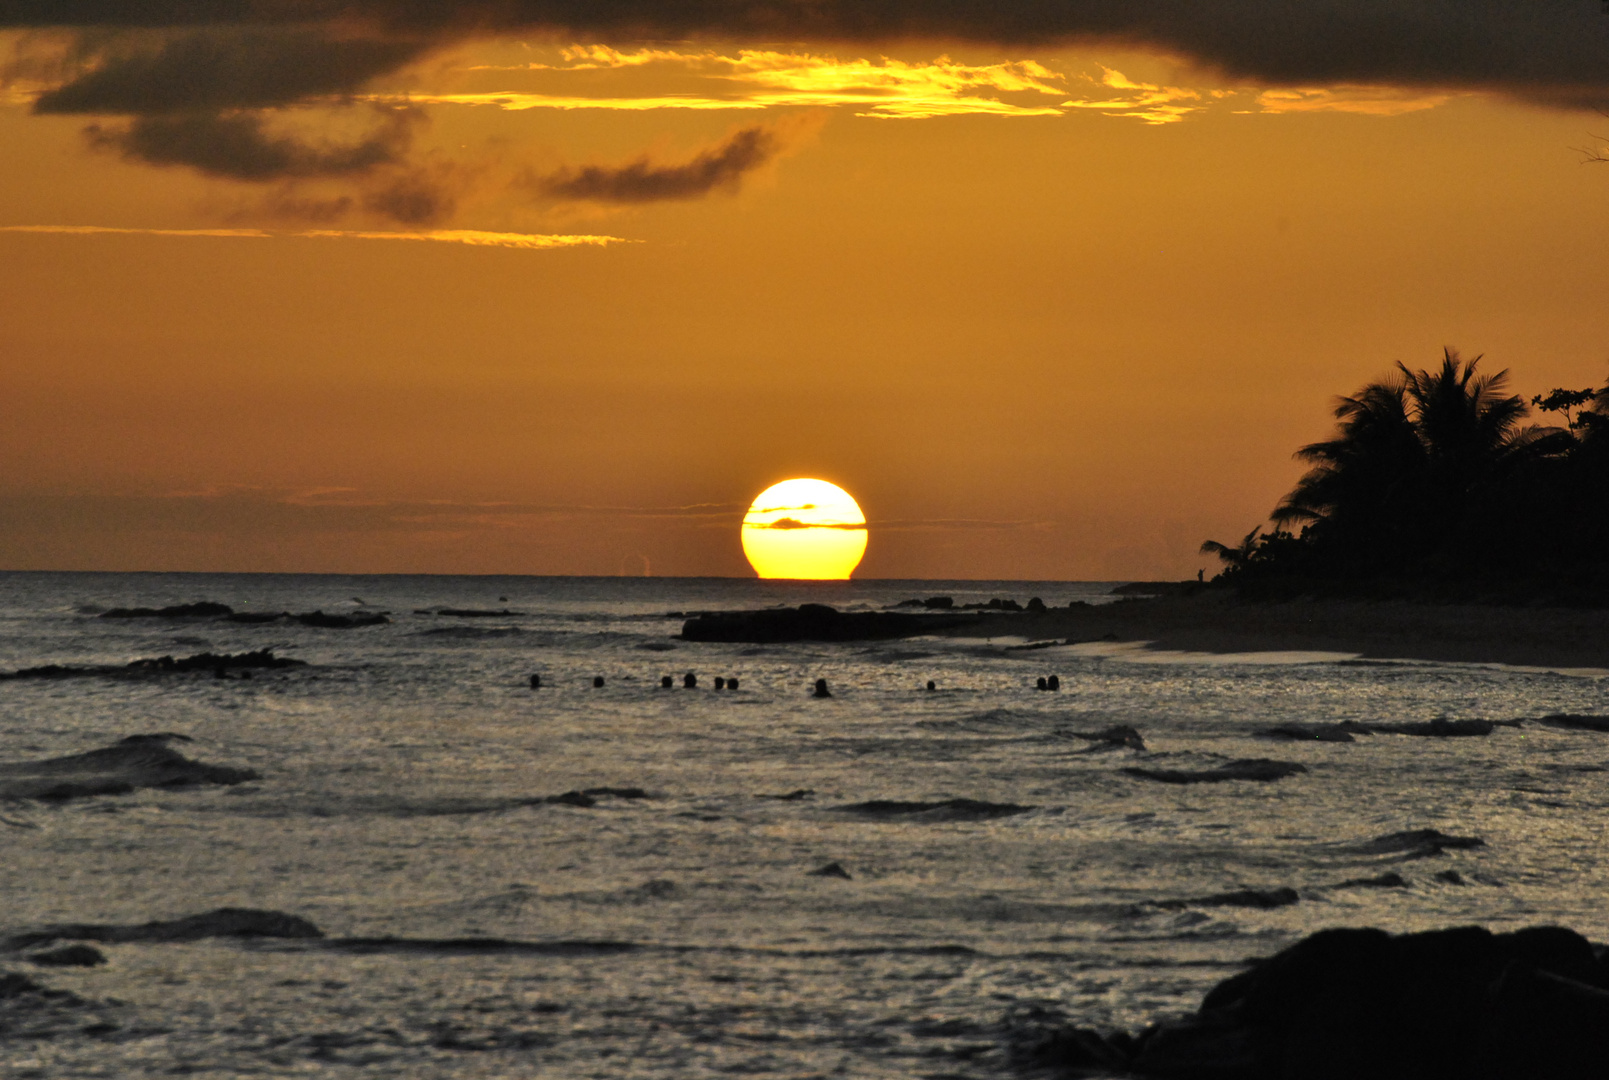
[3,21,1608,578]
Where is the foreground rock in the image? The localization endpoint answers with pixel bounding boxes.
[1011,924,1609,1079]
[680,604,991,643]
[0,648,304,681]
[5,908,322,952]
[0,735,259,800]
[1124,759,1308,784]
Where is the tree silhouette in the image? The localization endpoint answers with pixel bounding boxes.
[1211,348,1607,596]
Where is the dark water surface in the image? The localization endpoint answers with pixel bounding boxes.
[1,572,1605,1078]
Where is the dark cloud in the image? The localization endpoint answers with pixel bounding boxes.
[540,126,780,203]
[85,107,415,180]
[5,3,1609,109]
[32,29,427,115]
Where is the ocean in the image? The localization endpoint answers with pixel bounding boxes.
[1,571,1606,1078]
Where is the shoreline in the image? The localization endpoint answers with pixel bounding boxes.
[975,594,1609,671]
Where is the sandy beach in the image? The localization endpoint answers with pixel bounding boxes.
[979,593,1609,671]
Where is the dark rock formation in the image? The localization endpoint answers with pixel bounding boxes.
[99,602,233,619]
[808,861,853,880]
[1259,723,1358,743]
[1536,713,1609,733]
[1362,718,1498,737]
[834,798,1033,821]
[6,908,322,952]
[432,608,524,618]
[680,604,987,643]
[0,735,259,800]
[27,945,107,967]
[1333,872,1410,890]
[1023,924,1609,1080]
[291,610,389,628]
[1150,886,1301,911]
[0,970,92,1039]
[1347,829,1486,859]
[1124,758,1308,784]
[1,649,304,681]
[542,787,650,808]
[1063,725,1147,752]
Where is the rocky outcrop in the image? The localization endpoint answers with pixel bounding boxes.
[0,649,304,681]
[1063,725,1147,751]
[1536,713,1609,733]
[1258,723,1358,743]
[0,735,259,800]
[1011,924,1609,1080]
[1346,828,1485,859]
[99,602,233,619]
[1123,759,1308,784]
[834,798,1033,821]
[680,604,988,643]
[5,908,322,952]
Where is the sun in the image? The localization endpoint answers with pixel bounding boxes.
[741,478,868,580]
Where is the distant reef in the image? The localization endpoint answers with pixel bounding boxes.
[679,603,991,643]
[98,603,388,628]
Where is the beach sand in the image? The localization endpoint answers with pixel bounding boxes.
[973,593,1609,670]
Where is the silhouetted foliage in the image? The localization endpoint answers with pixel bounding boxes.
[1207,349,1609,601]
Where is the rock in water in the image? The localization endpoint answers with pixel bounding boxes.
[808,861,853,880]
[1346,829,1485,859]
[1536,713,1609,733]
[1150,887,1301,911]
[99,602,233,619]
[680,604,985,643]
[834,799,1032,821]
[1258,723,1357,743]
[6,908,323,951]
[27,945,107,967]
[1064,725,1146,751]
[0,735,259,801]
[1123,759,1308,784]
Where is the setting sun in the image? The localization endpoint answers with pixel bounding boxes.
[741,478,868,579]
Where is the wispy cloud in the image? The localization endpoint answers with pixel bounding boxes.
[399,48,1070,119]
[0,224,631,248]
[1252,86,1458,116]
[1059,67,1213,125]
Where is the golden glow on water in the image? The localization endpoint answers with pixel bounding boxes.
[742,478,868,580]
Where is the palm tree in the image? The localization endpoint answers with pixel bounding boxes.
[1264,349,1561,576]
[1200,526,1263,568]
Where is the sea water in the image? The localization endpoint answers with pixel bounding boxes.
[0,571,1606,1078]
